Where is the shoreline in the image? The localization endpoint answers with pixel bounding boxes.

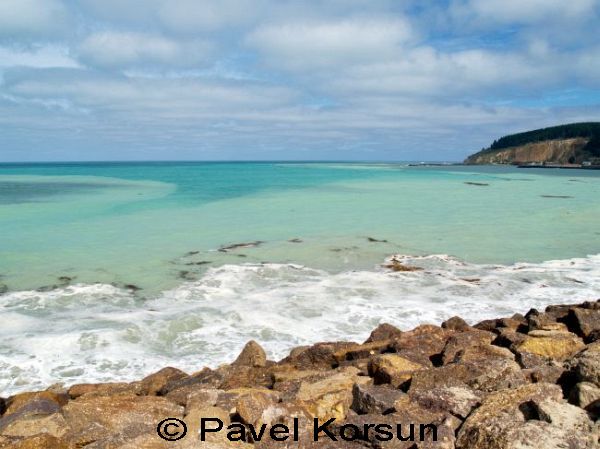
[1,299,598,448]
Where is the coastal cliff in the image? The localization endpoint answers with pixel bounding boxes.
[465,137,589,165]
[465,122,600,165]
[0,300,598,448]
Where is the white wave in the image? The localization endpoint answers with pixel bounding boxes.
[1,254,599,396]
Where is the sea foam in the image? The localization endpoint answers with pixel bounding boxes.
[1,254,599,395]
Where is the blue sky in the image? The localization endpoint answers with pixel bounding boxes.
[0,0,599,162]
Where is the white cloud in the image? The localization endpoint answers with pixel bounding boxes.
[452,0,598,24]
[247,18,414,69]
[78,31,212,69]
[0,0,69,38]
[0,45,79,69]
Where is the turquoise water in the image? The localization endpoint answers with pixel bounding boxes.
[1,162,600,292]
[1,162,599,393]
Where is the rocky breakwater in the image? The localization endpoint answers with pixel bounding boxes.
[1,301,599,449]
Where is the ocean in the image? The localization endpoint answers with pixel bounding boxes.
[1,161,599,394]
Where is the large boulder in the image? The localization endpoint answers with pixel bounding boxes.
[514,330,585,361]
[139,367,188,396]
[233,341,268,368]
[291,368,369,421]
[568,342,600,386]
[368,354,424,388]
[62,394,183,446]
[351,383,407,415]
[456,383,595,449]
[409,386,482,419]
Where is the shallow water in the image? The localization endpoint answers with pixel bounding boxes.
[1,162,599,394]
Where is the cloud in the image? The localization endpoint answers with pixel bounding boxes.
[0,45,79,69]
[0,0,70,39]
[247,18,414,70]
[77,32,212,69]
[459,0,598,24]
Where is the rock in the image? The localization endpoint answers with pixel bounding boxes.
[493,328,527,350]
[456,383,596,449]
[364,323,403,343]
[389,325,453,366]
[368,354,424,387]
[233,341,268,368]
[67,382,140,399]
[62,394,183,445]
[3,434,73,449]
[159,367,223,396]
[0,283,7,295]
[4,392,67,417]
[567,342,600,386]
[0,399,65,438]
[441,316,470,331]
[292,368,369,421]
[0,398,5,416]
[351,383,407,415]
[409,386,482,419]
[281,342,356,370]
[340,341,392,361]
[566,308,600,342]
[139,367,188,396]
[570,382,600,411]
[515,330,585,361]
[440,330,496,365]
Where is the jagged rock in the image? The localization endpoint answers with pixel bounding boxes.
[441,316,471,331]
[233,341,268,368]
[440,330,497,364]
[4,392,68,417]
[62,394,183,445]
[351,383,407,414]
[139,367,188,396]
[282,342,356,370]
[0,400,65,438]
[2,434,73,449]
[340,341,392,361]
[522,362,565,384]
[292,368,369,421]
[456,383,595,449]
[368,354,425,387]
[570,382,600,410]
[0,398,5,416]
[160,367,224,396]
[567,342,600,386]
[566,308,600,342]
[389,325,453,366]
[409,386,482,419]
[515,330,585,361]
[364,323,403,343]
[67,382,140,399]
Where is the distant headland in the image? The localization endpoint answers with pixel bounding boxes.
[464,122,600,168]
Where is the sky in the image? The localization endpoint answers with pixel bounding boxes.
[0,0,599,162]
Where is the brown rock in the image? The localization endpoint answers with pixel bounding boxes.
[570,382,600,411]
[389,325,453,366]
[368,354,424,387]
[441,316,470,331]
[0,399,65,439]
[339,341,392,361]
[567,308,600,342]
[292,368,369,421]
[351,383,407,414]
[409,386,481,419]
[160,367,223,396]
[233,341,268,368]
[439,329,496,365]
[281,342,356,370]
[67,382,140,399]
[3,434,73,449]
[140,367,188,396]
[455,383,597,449]
[364,323,403,343]
[515,330,585,361]
[62,394,183,445]
[568,342,600,386]
[4,392,67,417]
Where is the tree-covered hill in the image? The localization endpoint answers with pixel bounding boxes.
[465,122,600,164]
